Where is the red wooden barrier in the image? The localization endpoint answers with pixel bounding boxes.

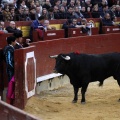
[91,27,99,35]
[14,46,36,109]
[44,29,64,40]
[68,28,88,37]
[0,100,40,120]
[32,29,65,42]
[102,26,120,34]
[68,27,99,37]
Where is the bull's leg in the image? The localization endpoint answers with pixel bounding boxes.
[72,86,79,103]
[113,75,120,101]
[81,83,89,104]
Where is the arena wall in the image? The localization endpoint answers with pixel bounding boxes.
[1,33,120,110]
[13,33,120,109]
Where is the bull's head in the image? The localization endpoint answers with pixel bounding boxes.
[50,54,71,74]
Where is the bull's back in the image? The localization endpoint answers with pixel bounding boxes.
[71,53,120,81]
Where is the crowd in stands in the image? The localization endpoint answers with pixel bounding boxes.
[0,0,119,21]
[0,0,120,41]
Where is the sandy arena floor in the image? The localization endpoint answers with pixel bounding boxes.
[25,77,120,120]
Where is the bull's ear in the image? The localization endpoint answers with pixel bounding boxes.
[61,55,71,60]
[49,55,58,58]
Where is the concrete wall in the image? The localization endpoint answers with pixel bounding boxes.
[36,75,69,94]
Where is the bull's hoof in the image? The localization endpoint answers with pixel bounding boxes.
[98,82,103,87]
[72,100,77,103]
[81,102,86,104]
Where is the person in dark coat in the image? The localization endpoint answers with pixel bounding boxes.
[102,13,115,26]
[14,31,30,49]
[115,5,120,17]
[30,16,45,41]
[6,21,21,33]
[62,19,75,38]
[3,36,16,82]
[66,7,76,19]
[58,6,67,19]
[91,4,101,18]
[80,6,91,18]
[42,0,52,10]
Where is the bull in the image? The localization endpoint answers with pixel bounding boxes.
[50,52,120,104]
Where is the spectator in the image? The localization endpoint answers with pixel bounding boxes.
[116,0,120,6]
[100,5,109,18]
[60,0,68,12]
[2,4,12,21]
[13,31,30,49]
[54,0,61,8]
[35,6,42,20]
[24,8,31,21]
[19,0,27,9]
[30,16,45,41]
[85,0,92,8]
[99,0,108,12]
[31,16,45,29]
[66,6,75,19]
[102,13,115,26]
[74,6,84,18]
[0,21,8,33]
[80,6,91,18]
[6,21,21,33]
[62,19,75,37]
[70,18,79,27]
[67,0,75,9]
[115,5,120,17]
[91,4,101,18]
[59,6,67,19]
[16,7,25,21]
[9,8,16,21]
[80,0,86,7]
[29,7,36,20]
[75,0,82,11]
[48,8,55,19]
[109,5,116,20]
[112,16,117,24]
[79,18,90,34]
[42,8,48,19]
[87,6,92,17]
[42,0,52,10]
[35,0,41,7]
[28,0,36,10]
[44,20,56,30]
[53,5,60,19]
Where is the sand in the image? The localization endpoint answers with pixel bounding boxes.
[25,77,120,120]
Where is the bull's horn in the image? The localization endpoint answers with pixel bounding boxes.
[61,55,71,60]
[49,55,58,58]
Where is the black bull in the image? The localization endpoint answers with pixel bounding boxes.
[50,52,120,103]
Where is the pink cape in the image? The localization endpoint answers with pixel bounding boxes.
[7,76,15,99]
